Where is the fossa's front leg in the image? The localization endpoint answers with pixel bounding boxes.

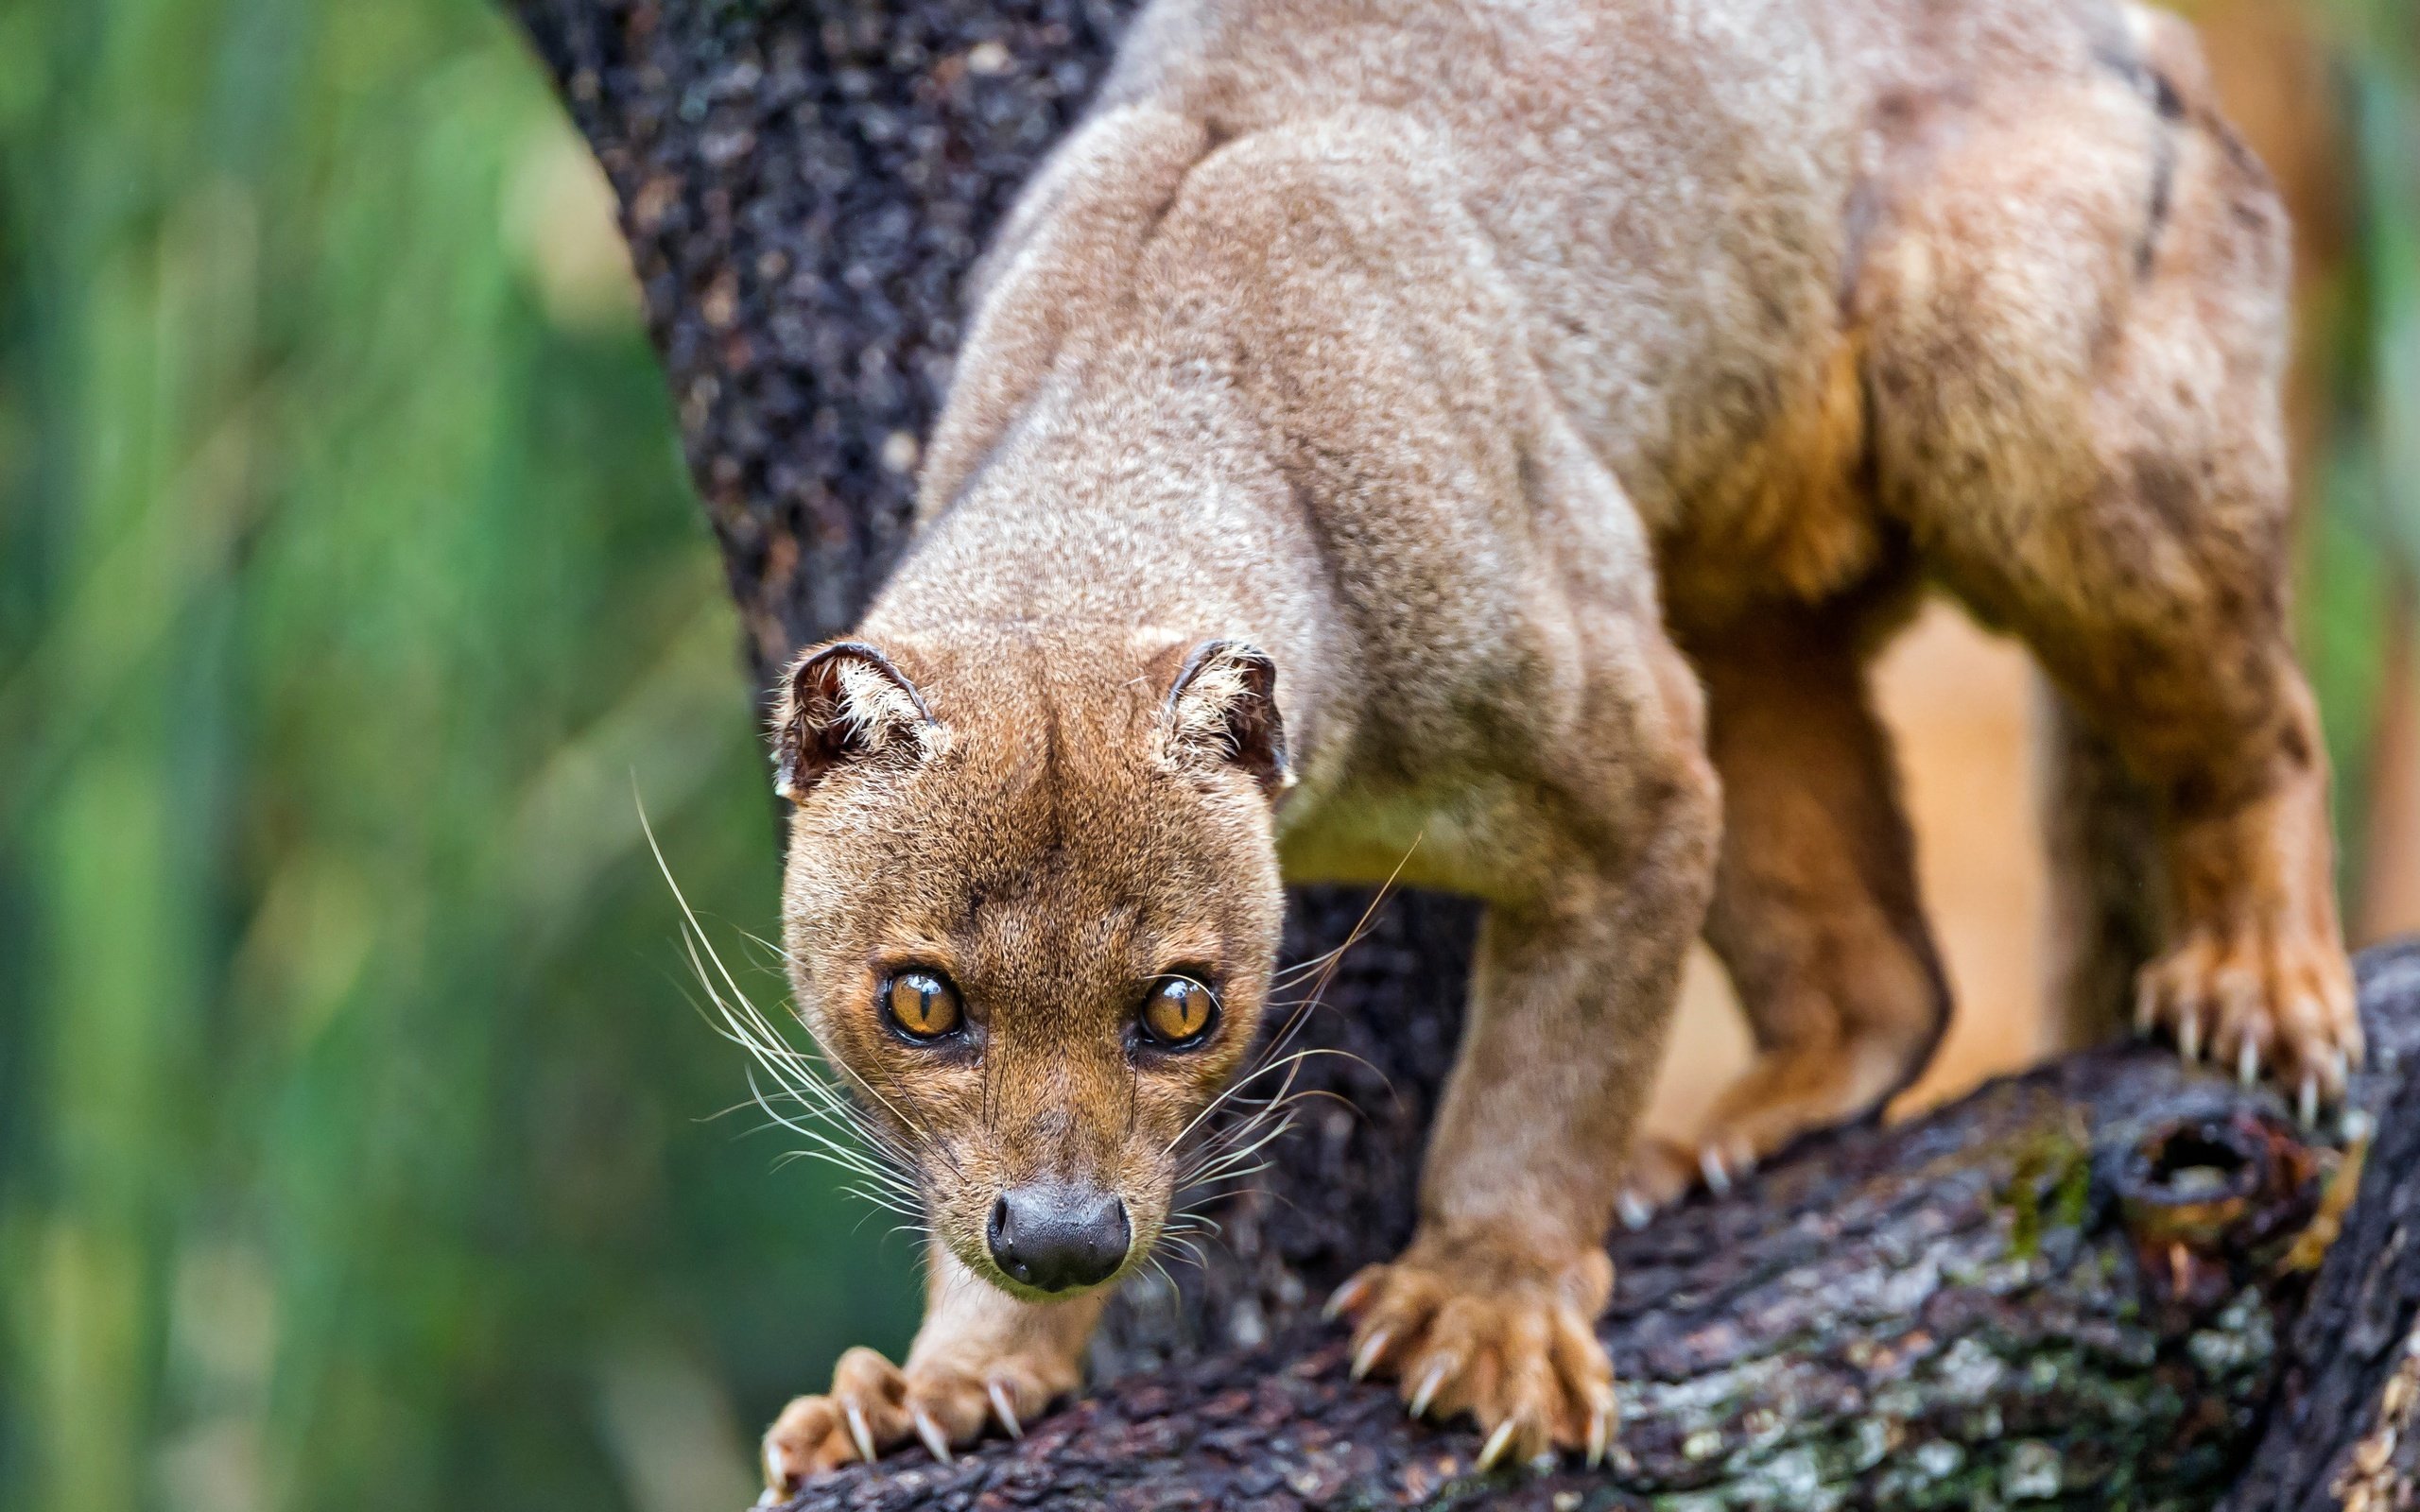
[1330,645,1721,1465]
[762,1245,1103,1491]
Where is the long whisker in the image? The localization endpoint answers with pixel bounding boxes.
[744,1070,922,1196]
[640,796,920,1138]
[1167,1045,1385,1172]
[682,924,919,1174]
[1164,1045,1358,1157]
[1268,835,1421,988]
[1183,1116,1297,1184]
[1205,853,1417,1161]
[1162,1209,1225,1238]
[1180,1159,1276,1195]
[638,789,936,1219]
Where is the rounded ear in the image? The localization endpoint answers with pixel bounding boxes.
[770,640,936,802]
[1163,639,1289,797]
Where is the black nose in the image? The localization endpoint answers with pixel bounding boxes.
[986,1184,1131,1292]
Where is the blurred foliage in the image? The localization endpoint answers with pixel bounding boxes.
[0,4,917,1512]
[0,2,2413,1512]
[2291,0,2420,894]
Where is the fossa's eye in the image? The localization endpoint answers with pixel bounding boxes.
[1138,976,1219,1050]
[882,970,963,1040]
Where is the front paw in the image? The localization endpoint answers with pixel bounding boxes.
[1325,1234,1616,1469]
[760,1344,1071,1492]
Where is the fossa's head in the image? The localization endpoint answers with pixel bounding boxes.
[770,628,1288,1299]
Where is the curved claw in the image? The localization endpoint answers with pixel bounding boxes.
[1586,1400,1614,1469]
[1700,1146,1733,1195]
[1408,1359,1454,1419]
[2238,1036,2260,1087]
[910,1407,953,1466]
[1616,1191,1653,1231]
[2300,1074,2319,1127]
[1351,1329,1391,1382]
[1478,1418,1520,1471]
[2178,1011,2202,1064]
[1323,1272,1374,1321]
[986,1380,1023,1440]
[843,1401,875,1466]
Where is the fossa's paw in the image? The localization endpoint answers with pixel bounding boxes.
[1614,1043,1897,1226]
[1613,1134,1704,1228]
[2136,921,2360,1120]
[1325,1235,1616,1469]
[760,1343,1072,1492]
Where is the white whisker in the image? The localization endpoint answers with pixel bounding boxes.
[638,788,935,1229]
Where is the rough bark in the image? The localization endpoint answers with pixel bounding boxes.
[498,5,2420,1507]
[2220,945,2420,1512]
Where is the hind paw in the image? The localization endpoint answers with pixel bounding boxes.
[2136,921,2359,1117]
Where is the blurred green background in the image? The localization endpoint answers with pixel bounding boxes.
[0,4,922,1511]
[0,2,2411,1511]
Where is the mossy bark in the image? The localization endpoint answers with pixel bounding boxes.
[501,4,2420,1506]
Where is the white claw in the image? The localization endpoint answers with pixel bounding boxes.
[1701,1147,1732,1196]
[1478,1419,1520,1471]
[1323,1275,1367,1321]
[2334,1047,2352,1092]
[2300,1074,2320,1127]
[1352,1329,1392,1382]
[1616,1192,1653,1231]
[844,1402,876,1466]
[987,1381,1023,1440]
[911,1408,953,1466]
[2238,1037,2260,1087]
[1409,1361,1453,1418]
[2135,980,2159,1038]
[1586,1403,1613,1468]
[763,1443,786,1494]
[2178,1012,2201,1064]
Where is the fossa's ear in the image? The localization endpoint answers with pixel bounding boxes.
[770,640,937,802]
[1163,639,1289,798]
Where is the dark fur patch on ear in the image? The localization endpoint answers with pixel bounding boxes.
[771,640,935,801]
[1165,639,1288,796]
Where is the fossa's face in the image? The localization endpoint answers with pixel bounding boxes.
[772,634,1288,1298]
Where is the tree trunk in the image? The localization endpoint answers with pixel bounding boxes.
[501,4,2420,1506]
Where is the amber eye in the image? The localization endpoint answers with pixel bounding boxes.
[1139,976,1219,1049]
[882,970,963,1040]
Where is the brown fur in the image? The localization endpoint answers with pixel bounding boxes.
[757,0,2354,1486]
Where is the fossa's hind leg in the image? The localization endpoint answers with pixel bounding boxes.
[2036,678,2165,1050]
[1619,597,1950,1218]
[1861,55,2356,1107]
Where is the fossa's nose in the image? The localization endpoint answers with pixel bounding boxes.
[987,1183,1131,1292]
